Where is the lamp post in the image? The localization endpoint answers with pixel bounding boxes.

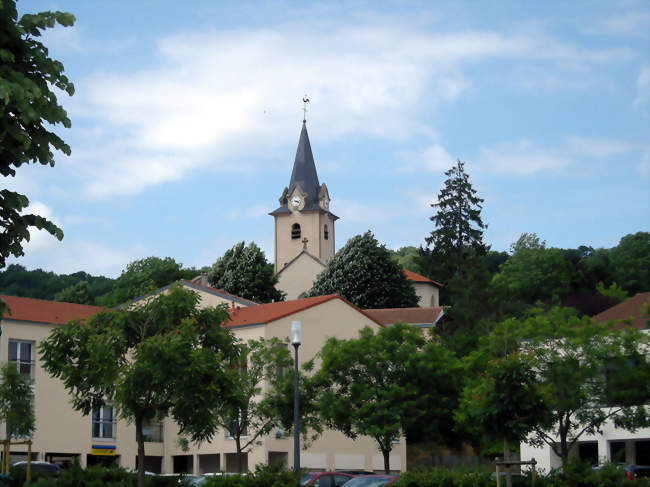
[290,320,302,471]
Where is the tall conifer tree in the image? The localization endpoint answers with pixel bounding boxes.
[421,160,491,354]
[423,159,487,282]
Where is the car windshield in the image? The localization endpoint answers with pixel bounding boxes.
[300,474,316,485]
[343,477,394,487]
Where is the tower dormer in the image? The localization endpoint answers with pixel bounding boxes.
[270,121,338,273]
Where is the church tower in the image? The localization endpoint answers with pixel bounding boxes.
[270,121,338,274]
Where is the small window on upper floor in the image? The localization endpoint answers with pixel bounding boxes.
[92,404,116,439]
[291,223,301,240]
[324,224,329,240]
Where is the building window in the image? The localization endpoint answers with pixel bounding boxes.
[92,405,116,439]
[8,340,34,378]
[324,224,329,240]
[142,419,163,442]
[226,410,248,439]
[291,223,301,240]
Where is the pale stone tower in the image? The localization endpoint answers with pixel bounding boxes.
[270,121,338,274]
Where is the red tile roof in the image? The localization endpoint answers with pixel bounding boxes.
[592,291,650,329]
[365,307,444,326]
[0,295,104,325]
[225,294,385,328]
[403,269,443,287]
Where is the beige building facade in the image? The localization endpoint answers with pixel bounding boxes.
[0,289,407,474]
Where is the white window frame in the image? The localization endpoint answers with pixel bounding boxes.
[8,339,35,379]
[92,404,116,440]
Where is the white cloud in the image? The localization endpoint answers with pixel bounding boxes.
[635,65,650,105]
[475,136,636,175]
[67,21,628,199]
[595,11,650,36]
[21,202,61,253]
[10,238,145,277]
[566,136,633,158]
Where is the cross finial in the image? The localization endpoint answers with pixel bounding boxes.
[302,237,308,249]
[302,95,310,123]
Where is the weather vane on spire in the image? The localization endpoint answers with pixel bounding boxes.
[302,95,310,123]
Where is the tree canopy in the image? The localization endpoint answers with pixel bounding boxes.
[0,1,75,271]
[473,307,650,465]
[213,338,293,472]
[308,231,419,309]
[39,285,239,487]
[0,362,34,441]
[421,159,488,283]
[107,256,186,306]
[208,241,284,303]
[312,323,461,473]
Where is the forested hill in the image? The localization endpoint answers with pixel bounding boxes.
[0,264,114,303]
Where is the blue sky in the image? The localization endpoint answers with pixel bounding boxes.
[8,0,650,277]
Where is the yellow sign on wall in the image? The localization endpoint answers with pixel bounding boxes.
[91,445,116,456]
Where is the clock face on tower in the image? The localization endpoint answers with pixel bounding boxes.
[291,196,301,208]
[321,199,329,210]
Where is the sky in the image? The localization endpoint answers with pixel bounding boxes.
[8,0,650,278]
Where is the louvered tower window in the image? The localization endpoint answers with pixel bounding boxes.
[291,223,301,239]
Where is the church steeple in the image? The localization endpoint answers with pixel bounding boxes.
[288,122,321,211]
[270,118,338,274]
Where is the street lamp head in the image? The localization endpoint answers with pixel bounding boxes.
[291,321,302,345]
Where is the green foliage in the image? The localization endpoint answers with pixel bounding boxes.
[477,307,650,464]
[422,159,488,284]
[457,353,551,445]
[39,285,239,487]
[492,233,574,307]
[393,461,648,487]
[200,464,301,487]
[0,1,75,269]
[54,280,96,304]
[0,264,114,301]
[395,467,492,487]
[484,250,509,274]
[313,323,461,472]
[107,256,185,305]
[595,281,628,303]
[213,338,294,472]
[608,231,650,293]
[28,464,191,487]
[389,246,424,274]
[0,362,34,439]
[208,242,284,303]
[309,231,419,308]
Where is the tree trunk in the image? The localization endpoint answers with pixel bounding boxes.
[504,437,512,487]
[135,415,145,487]
[382,447,390,474]
[235,436,243,473]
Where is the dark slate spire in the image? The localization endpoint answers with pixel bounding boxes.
[288,121,320,209]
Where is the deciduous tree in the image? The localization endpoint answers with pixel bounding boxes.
[0,362,35,441]
[0,0,75,313]
[39,285,239,487]
[54,280,95,304]
[108,256,184,305]
[308,232,418,309]
[312,323,461,473]
[214,338,293,473]
[208,242,283,303]
[475,307,650,465]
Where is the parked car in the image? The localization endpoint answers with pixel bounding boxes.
[300,471,355,486]
[341,475,399,487]
[11,461,61,477]
[626,464,650,480]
